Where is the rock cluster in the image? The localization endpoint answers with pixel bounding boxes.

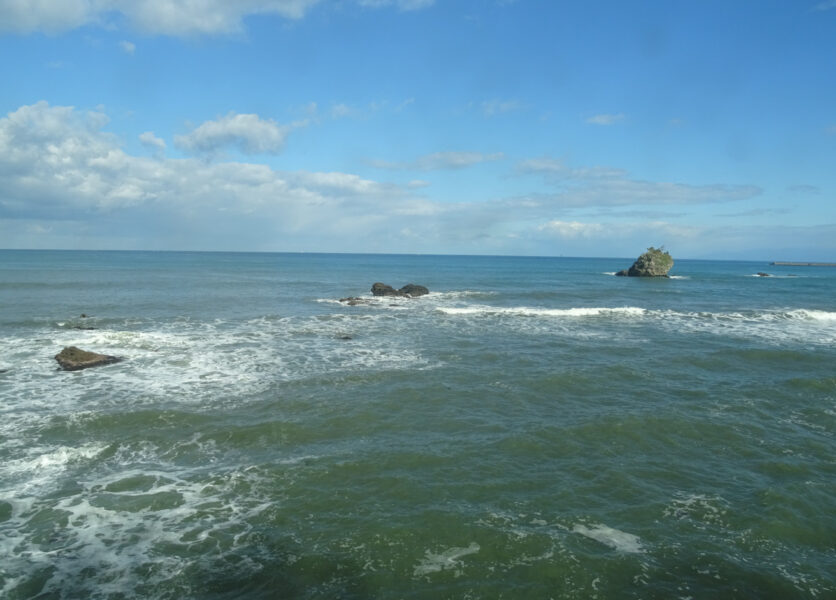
[371,282,429,297]
[339,282,430,305]
[616,247,674,277]
[55,346,121,371]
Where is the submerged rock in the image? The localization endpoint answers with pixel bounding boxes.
[55,346,121,371]
[616,247,674,277]
[757,272,771,277]
[370,282,430,297]
[340,296,371,306]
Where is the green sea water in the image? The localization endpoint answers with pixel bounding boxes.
[0,250,834,599]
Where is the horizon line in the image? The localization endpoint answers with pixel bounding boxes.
[0,247,792,263]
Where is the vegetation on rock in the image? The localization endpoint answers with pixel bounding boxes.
[616,246,674,277]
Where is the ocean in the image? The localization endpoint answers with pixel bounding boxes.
[0,250,834,599]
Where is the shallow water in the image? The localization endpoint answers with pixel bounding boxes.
[1,251,834,598]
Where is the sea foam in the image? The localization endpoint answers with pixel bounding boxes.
[573,523,644,553]
[437,306,647,318]
[413,542,481,576]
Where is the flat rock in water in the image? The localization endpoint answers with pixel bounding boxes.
[340,296,372,306]
[55,346,121,371]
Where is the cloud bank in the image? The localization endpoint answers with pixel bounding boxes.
[0,102,412,249]
[1,102,820,258]
[370,151,505,171]
[0,0,437,35]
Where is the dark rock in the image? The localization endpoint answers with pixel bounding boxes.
[371,282,400,297]
[371,282,430,297]
[72,326,97,330]
[615,269,629,277]
[336,335,353,340]
[756,272,771,277]
[340,297,371,306]
[398,283,429,297]
[618,247,674,277]
[55,346,121,371]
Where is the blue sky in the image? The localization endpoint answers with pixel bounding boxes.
[1,0,834,259]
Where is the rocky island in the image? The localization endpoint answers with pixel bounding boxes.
[616,247,674,277]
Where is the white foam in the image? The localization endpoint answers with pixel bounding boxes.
[647,307,836,345]
[1,446,279,599]
[663,493,729,526]
[573,523,644,553]
[437,305,647,318]
[413,542,480,576]
[0,312,434,421]
[0,443,108,498]
[786,309,836,321]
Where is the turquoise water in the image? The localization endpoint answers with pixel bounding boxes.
[1,250,834,599]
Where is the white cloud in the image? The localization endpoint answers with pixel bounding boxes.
[357,0,435,10]
[139,131,166,154]
[813,0,836,10]
[586,113,625,125]
[330,103,355,119]
[787,184,819,194]
[0,0,437,35]
[125,0,321,34]
[371,151,504,171]
[0,0,96,34]
[174,112,290,156]
[480,99,524,117]
[518,157,627,179]
[394,98,415,112]
[119,40,135,54]
[517,156,759,207]
[0,101,424,249]
[538,220,604,238]
[0,102,810,258]
[0,0,322,35]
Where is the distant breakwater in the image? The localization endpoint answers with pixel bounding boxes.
[770,261,836,266]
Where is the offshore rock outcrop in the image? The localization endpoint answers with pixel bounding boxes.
[370,282,429,297]
[55,346,122,371]
[616,247,674,277]
[340,283,430,305]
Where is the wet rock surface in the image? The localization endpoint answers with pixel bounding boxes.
[370,282,429,297]
[55,346,122,371]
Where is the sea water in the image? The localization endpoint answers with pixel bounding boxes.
[0,250,833,599]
